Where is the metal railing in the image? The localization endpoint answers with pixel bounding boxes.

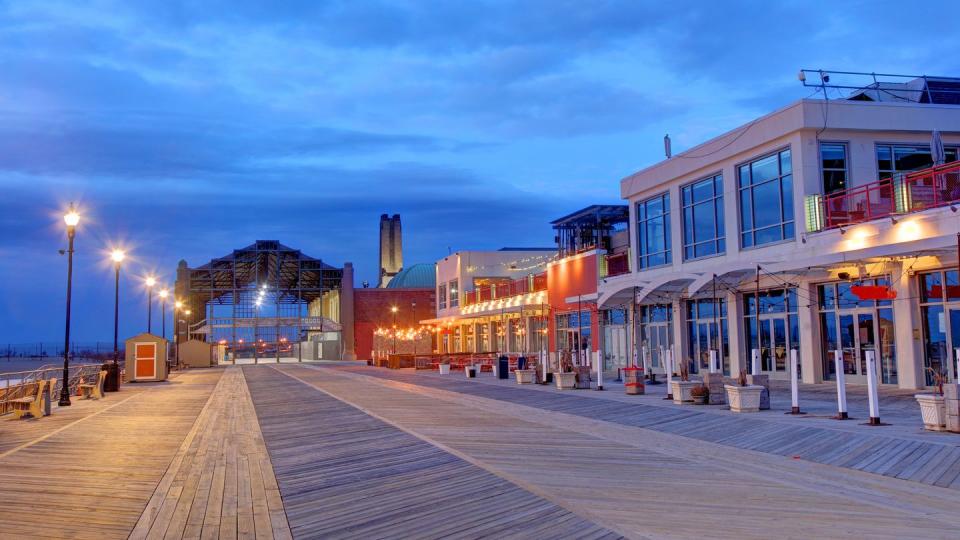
[0,363,107,415]
[808,161,960,231]
[601,251,631,278]
[461,272,548,307]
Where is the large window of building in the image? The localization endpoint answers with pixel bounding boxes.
[448,279,459,308]
[556,310,592,365]
[686,298,729,375]
[877,144,958,178]
[818,279,896,384]
[438,283,447,310]
[638,304,672,370]
[919,270,960,384]
[738,148,794,248]
[820,142,848,194]
[682,174,725,260]
[743,288,799,374]
[636,192,671,268]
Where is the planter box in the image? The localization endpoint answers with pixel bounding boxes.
[725,385,763,413]
[439,364,450,375]
[515,369,536,385]
[702,373,726,405]
[671,381,699,404]
[555,372,576,390]
[916,394,947,431]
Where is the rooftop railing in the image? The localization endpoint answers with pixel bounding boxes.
[806,161,960,232]
[461,272,547,308]
[600,250,631,278]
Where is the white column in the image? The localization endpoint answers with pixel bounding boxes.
[751,349,760,375]
[798,281,820,383]
[595,350,604,390]
[890,261,923,389]
[866,350,881,424]
[834,350,848,419]
[728,290,745,378]
[664,349,674,399]
[709,350,719,374]
[790,348,800,414]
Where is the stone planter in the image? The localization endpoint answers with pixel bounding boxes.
[725,385,763,413]
[671,380,699,404]
[555,372,576,390]
[439,364,450,375]
[916,394,947,431]
[692,394,708,405]
[515,369,535,385]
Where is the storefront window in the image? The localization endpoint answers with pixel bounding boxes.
[818,279,896,384]
[919,270,960,384]
[743,288,798,374]
[556,310,592,364]
[738,148,794,248]
[637,192,671,268]
[685,298,729,375]
[682,174,725,260]
[638,304,672,369]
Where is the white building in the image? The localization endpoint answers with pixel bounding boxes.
[599,83,960,389]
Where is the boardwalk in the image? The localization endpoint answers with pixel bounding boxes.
[2,362,960,538]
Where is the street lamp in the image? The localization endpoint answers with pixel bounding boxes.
[159,289,169,339]
[411,302,417,355]
[174,300,183,368]
[59,204,80,406]
[110,250,125,366]
[145,276,157,333]
[254,298,262,364]
[391,306,398,354]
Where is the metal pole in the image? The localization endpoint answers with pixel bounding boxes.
[834,350,848,419]
[254,305,259,364]
[412,302,418,355]
[755,265,760,374]
[113,263,120,365]
[713,273,719,372]
[147,286,153,334]
[59,224,75,407]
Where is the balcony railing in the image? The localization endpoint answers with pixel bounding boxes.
[461,272,547,308]
[806,161,960,232]
[600,250,631,278]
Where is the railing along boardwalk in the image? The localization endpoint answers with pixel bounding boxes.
[243,365,621,539]
[0,370,220,539]
[285,364,960,539]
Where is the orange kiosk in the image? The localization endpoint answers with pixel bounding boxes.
[124,333,169,382]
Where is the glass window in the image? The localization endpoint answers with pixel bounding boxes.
[685,298,729,375]
[877,144,960,179]
[438,283,447,309]
[681,174,725,260]
[739,148,794,248]
[448,279,459,308]
[820,142,847,194]
[636,192,671,269]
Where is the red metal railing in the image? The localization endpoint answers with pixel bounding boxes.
[604,252,630,277]
[461,272,548,308]
[822,161,960,229]
[824,179,895,229]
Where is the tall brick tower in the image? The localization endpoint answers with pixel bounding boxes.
[378,214,403,287]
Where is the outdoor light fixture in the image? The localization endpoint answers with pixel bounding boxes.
[145,275,157,333]
[839,226,847,235]
[158,289,170,339]
[109,248,125,390]
[59,203,80,407]
[111,249,125,264]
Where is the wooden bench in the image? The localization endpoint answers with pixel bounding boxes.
[79,370,107,400]
[10,380,47,419]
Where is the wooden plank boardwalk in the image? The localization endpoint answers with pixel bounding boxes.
[0,370,221,539]
[280,364,960,539]
[131,367,291,540]
[242,365,621,540]
[340,365,960,490]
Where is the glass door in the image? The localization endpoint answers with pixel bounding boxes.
[950,308,960,381]
[858,312,876,378]
[758,316,788,374]
[604,325,626,372]
[645,323,671,371]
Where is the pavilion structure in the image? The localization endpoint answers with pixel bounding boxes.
[174,240,343,361]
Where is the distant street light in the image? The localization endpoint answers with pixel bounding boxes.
[254,298,262,364]
[391,306,399,354]
[59,204,80,406]
[145,276,157,333]
[174,300,183,368]
[159,289,169,339]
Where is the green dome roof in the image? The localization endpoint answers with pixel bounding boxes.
[386,263,435,289]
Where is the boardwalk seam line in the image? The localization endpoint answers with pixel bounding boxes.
[267,364,642,540]
[0,387,149,461]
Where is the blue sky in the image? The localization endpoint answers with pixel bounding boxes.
[1,0,958,343]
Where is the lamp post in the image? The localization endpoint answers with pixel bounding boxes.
[391,306,398,354]
[106,249,125,393]
[174,300,183,368]
[254,297,262,364]
[145,276,156,333]
[411,302,417,355]
[59,204,80,407]
[159,289,169,339]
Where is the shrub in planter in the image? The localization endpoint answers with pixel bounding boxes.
[691,384,709,405]
[916,367,948,431]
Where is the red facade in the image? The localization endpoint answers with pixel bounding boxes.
[546,252,599,352]
[353,288,435,360]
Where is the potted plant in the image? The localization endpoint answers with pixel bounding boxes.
[670,363,699,404]
[916,367,948,431]
[691,384,709,405]
[724,371,763,413]
[515,366,536,384]
[438,359,450,375]
[555,359,576,390]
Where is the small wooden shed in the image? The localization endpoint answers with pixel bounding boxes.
[124,333,168,382]
[180,339,213,368]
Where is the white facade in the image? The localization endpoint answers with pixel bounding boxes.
[600,98,960,389]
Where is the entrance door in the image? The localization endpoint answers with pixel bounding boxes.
[948,308,960,381]
[758,316,788,374]
[135,342,156,379]
[645,322,671,371]
[834,310,882,383]
[604,326,626,372]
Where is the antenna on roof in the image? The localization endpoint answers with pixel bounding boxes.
[664,134,672,159]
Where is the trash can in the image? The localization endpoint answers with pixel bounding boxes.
[624,366,644,395]
[498,356,509,379]
[465,365,477,378]
[102,362,120,392]
[518,356,527,370]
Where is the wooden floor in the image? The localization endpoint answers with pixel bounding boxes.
[279,364,960,539]
[0,370,221,539]
[341,365,960,490]
[243,366,620,539]
[131,368,291,540]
